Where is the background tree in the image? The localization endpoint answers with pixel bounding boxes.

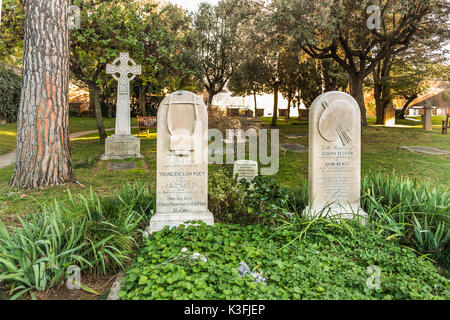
[228,58,266,115]
[392,57,450,119]
[191,0,249,106]
[0,0,25,62]
[274,0,443,126]
[370,2,449,123]
[279,49,302,120]
[10,0,73,189]
[70,0,145,143]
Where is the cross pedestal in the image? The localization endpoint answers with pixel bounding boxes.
[101,52,144,160]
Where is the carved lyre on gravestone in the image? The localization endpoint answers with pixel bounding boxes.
[101,52,143,160]
[304,91,366,222]
[147,91,214,234]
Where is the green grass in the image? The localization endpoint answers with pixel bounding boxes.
[0,116,449,219]
[0,123,17,155]
[0,117,136,155]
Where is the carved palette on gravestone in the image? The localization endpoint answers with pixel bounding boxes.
[147,91,214,233]
[233,160,258,183]
[305,91,366,221]
[101,52,143,160]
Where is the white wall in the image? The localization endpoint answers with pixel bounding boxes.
[242,93,305,117]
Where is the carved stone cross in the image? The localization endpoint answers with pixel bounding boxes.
[106,52,141,135]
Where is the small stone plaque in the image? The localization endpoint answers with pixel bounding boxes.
[233,160,258,183]
[400,146,450,155]
[280,144,308,153]
[107,162,137,171]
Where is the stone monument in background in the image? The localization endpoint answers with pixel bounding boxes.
[423,102,433,132]
[101,52,143,160]
[148,91,214,233]
[305,91,366,222]
[383,103,396,127]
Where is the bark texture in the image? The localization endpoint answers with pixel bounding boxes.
[10,0,74,189]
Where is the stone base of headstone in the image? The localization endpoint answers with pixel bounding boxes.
[100,134,143,160]
[147,211,214,234]
[303,206,367,225]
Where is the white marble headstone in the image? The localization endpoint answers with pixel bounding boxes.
[305,91,366,222]
[147,91,214,233]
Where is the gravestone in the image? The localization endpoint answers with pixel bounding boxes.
[147,91,214,233]
[423,103,433,132]
[233,160,258,183]
[384,103,396,127]
[101,52,143,160]
[305,91,366,221]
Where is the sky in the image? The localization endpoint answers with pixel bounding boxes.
[167,0,219,12]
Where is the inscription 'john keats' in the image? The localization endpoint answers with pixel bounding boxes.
[147,91,214,233]
[305,91,366,222]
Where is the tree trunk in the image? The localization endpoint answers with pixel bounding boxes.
[89,88,95,111]
[373,68,384,125]
[285,99,291,121]
[253,91,257,118]
[207,90,216,108]
[90,84,107,144]
[139,83,146,116]
[10,0,73,189]
[373,55,394,125]
[271,85,279,127]
[349,73,368,127]
[107,92,113,119]
[399,95,417,119]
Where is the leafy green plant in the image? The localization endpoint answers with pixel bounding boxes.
[119,223,450,300]
[243,176,290,222]
[413,217,450,252]
[361,172,450,254]
[0,181,155,299]
[208,167,248,224]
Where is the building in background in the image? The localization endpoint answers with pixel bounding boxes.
[211,91,304,118]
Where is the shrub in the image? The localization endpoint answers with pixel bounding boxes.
[0,181,155,299]
[119,223,450,300]
[361,173,449,256]
[208,167,248,225]
[208,168,293,226]
[243,176,290,221]
[0,66,21,123]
